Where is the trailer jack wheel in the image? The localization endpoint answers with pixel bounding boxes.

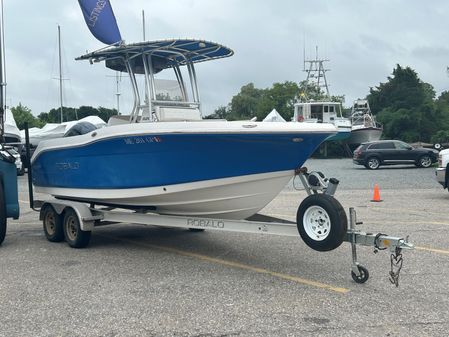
[351,265,369,284]
[63,208,91,248]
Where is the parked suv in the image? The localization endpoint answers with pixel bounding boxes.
[353,140,438,170]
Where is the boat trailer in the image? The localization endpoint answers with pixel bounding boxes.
[32,167,413,286]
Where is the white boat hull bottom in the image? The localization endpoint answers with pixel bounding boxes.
[348,127,383,145]
[35,170,294,220]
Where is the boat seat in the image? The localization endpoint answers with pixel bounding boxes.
[155,106,202,122]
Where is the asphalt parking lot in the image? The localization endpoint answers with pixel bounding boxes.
[1,159,448,337]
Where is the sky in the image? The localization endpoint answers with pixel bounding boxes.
[3,0,449,117]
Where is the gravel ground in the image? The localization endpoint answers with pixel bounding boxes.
[1,159,448,337]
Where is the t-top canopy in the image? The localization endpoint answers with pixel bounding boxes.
[76,39,234,74]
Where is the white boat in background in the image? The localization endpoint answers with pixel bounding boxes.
[4,108,21,145]
[293,100,351,141]
[22,115,106,147]
[348,99,382,145]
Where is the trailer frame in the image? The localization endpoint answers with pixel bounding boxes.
[33,168,413,285]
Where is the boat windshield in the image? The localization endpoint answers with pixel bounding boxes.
[153,78,184,102]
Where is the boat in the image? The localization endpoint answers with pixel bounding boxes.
[22,116,106,147]
[292,56,351,141]
[31,39,337,220]
[293,100,351,141]
[4,108,21,146]
[347,99,382,145]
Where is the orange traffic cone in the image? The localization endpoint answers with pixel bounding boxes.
[371,184,382,202]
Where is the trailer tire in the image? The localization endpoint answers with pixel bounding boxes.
[63,208,91,248]
[42,204,64,242]
[296,194,347,252]
[0,181,6,245]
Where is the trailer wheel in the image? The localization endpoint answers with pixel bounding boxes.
[296,194,347,252]
[63,208,91,248]
[0,181,6,245]
[351,265,369,284]
[42,204,64,242]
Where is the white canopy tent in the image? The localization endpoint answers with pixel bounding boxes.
[263,109,286,122]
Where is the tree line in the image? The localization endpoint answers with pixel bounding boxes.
[10,64,449,145]
[11,104,117,130]
[208,64,449,145]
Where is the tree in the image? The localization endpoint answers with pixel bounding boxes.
[228,81,301,121]
[229,83,265,120]
[368,65,434,114]
[36,105,117,124]
[265,81,299,121]
[11,103,43,130]
[368,65,439,142]
[205,105,230,119]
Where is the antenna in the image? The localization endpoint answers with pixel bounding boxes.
[58,25,63,123]
[142,10,146,41]
[302,46,331,99]
[302,34,306,72]
[106,72,122,114]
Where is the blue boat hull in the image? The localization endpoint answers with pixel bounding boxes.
[32,132,330,189]
[31,122,335,219]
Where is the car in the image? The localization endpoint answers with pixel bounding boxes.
[1,146,24,176]
[436,148,449,191]
[353,140,438,170]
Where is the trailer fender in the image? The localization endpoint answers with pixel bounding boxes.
[39,201,96,231]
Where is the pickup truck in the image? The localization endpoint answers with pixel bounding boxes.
[436,148,449,190]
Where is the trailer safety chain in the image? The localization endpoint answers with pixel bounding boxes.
[389,246,404,287]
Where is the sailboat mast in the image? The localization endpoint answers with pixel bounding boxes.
[58,25,63,123]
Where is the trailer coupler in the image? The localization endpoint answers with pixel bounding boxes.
[346,207,414,286]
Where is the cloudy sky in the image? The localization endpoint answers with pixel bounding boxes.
[3,0,449,117]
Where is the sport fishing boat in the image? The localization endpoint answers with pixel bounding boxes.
[293,100,351,141]
[31,39,337,220]
[292,56,351,141]
[348,99,382,145]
